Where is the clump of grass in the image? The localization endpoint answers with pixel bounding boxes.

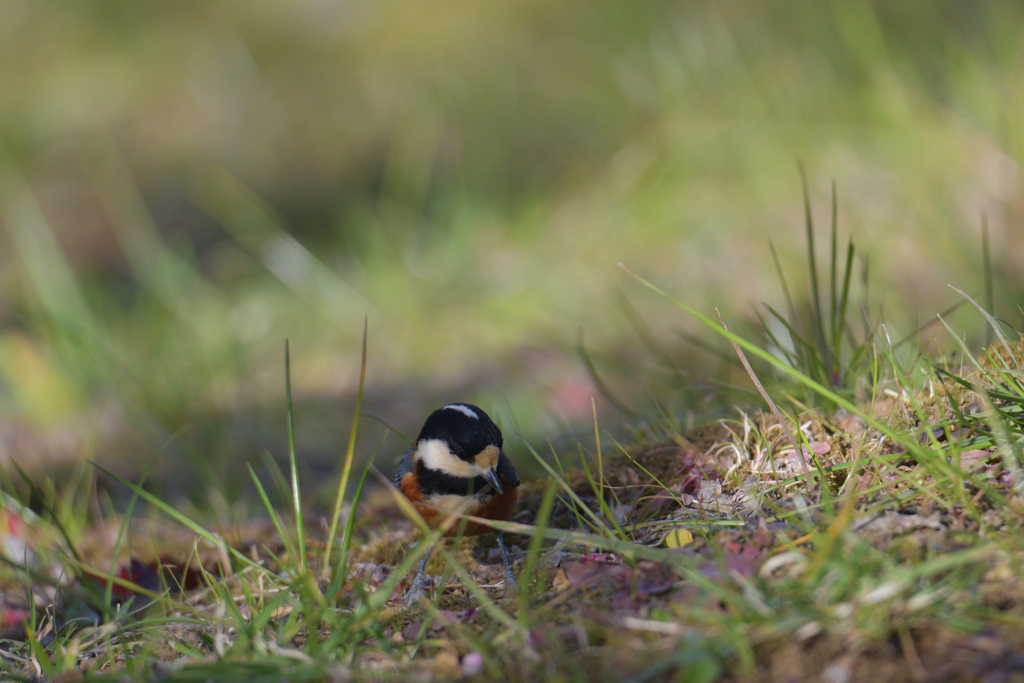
[760,170,872,404]
[931,290,1024,458]
[609,260,1024,676]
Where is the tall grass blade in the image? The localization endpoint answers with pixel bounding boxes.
[982,213,994,348]
[322,318,369,580]
[519,478,558,617]
[835,239,855,379]
[327,438,380,599]
[247,464,298,569]
[521,439,606,533]
[574,440,629,541]
[799,164,826,358]
[284,340,306,570]
[763,304,825,378]
[592,398,604,509]
[829,179,838,352]
[258,448,292,505]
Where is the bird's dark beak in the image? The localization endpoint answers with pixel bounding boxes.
[482,467,503,494]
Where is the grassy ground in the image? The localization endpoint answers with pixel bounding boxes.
[3,244,1024,682]
[3,7,1024,677]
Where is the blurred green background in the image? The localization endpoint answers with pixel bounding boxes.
[1,0,1021,507]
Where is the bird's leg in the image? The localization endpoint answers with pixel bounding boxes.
[495,531,517,593]
[403,544,434,607]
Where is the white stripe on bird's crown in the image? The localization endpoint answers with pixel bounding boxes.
[443,404,479,419]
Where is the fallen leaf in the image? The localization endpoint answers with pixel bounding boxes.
[808,441,831,455]
[957,449,995,469]
[552,568,571,592]
[664,529,694,548]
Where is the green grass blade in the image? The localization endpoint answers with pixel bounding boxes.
[259,448,292,506]
[982,213,994,348]
[764,303,827,380]
[834,239,855,381]
[326,440,380,600]
[521,438,606,534]
[756,308,799,368]
[248,590,295,634]
[519,478,557,618]
[322,318,368,580]
[799,163,827,361]
[284,339,306,570]
[829,179,838,353]
[575,439,629,542]
[247,464,298,568]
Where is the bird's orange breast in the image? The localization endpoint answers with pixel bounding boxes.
[400,471,519,537]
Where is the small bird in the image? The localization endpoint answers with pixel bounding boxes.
[394,403,520,603]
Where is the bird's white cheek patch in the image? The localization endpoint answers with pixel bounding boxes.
[417,439,479,478]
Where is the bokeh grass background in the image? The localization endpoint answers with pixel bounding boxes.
[1,0,1022,508]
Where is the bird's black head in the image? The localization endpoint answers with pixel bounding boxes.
[417,403,503,463]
